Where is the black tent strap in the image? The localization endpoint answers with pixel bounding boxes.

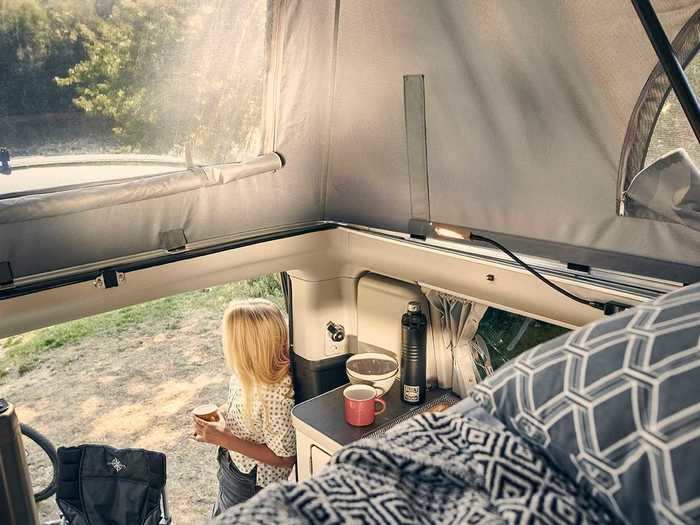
[0,262,13,286]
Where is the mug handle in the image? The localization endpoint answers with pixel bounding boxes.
[374,397,386,416]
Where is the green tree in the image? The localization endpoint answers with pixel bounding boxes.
[55,0,267,160]
[0,0,90,116]
[55,0,191,152]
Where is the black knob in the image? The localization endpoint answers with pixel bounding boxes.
[326,321,345,342]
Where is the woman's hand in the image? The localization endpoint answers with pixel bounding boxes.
[192,412,227,446]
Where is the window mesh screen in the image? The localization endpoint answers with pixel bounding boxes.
[645,53,700,168]
[0,0,270,195]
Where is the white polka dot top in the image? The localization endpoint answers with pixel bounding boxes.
[223,373,296,487]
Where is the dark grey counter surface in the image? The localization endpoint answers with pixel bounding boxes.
[292,381,458,447]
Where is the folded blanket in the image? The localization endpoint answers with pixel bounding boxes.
[210,410,618,524]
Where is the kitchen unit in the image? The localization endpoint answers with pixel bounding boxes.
[292,382,459,481]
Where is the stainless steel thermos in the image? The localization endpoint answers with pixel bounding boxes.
[400,301,427,404]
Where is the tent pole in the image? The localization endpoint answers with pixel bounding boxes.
[631,0,700,145]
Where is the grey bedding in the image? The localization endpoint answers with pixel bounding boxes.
[210,404,617,524]
[471,282,700,524]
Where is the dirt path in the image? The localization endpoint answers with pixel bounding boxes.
[3,311,230,523]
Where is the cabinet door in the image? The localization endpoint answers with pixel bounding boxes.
[310,445,332,475]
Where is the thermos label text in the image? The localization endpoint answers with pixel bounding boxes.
[403,385,420,402]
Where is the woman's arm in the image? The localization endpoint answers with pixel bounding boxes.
[217,431,295,468]
[193,415,295,468]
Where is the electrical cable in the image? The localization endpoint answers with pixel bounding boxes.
[469,233,606,311]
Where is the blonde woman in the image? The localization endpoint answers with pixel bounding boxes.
[193,299,296,515]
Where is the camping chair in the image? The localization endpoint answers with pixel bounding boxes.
[53,445,171,525]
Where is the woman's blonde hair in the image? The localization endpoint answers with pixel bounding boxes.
[222,298,290,417]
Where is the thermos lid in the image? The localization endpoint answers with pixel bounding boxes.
[407,301,421,313]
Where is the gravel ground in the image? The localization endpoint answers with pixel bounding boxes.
[3,310,231,523]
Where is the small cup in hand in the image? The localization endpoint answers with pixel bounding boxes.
[192,403,219,422]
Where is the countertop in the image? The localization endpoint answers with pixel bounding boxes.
[292,381,459,447]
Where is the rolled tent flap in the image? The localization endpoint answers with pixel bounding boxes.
[203,153,283,185]
[0,170,204,224]
[0,153,282,224]
[624,148,700,231]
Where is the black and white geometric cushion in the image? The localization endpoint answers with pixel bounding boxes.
[211,410,616,524]
[471,283,700,524]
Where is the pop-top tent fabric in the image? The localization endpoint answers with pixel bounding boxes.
[322,0,700,281]
[624,148,700,231]
[0,0,699,284]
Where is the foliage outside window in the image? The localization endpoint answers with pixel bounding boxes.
[645,53,700,168]
[0,0,267,164]
[476,308,569,372]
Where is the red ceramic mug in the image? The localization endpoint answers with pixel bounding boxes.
[343,384,386,427]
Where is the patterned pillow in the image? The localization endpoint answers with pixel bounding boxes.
[471,283,700,524]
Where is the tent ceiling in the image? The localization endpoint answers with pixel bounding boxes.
[323,0,700,278]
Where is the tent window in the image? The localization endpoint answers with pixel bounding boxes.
[618,7,700,205]
[0,1,271,198]
[645,54,700,168]
[475,308,569,376]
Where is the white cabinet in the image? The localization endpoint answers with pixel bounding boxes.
[293,417,341,481]
[310,445,332,475]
